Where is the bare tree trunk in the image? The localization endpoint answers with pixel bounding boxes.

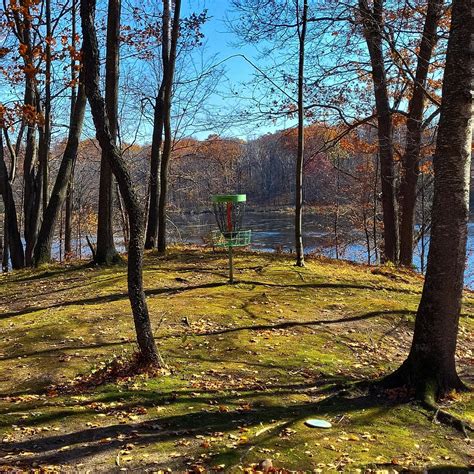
[333,157,340,260]
[38,0,52,217]
[80,0,164,367]
[359,0,398,263]
[10,0,42,265]
[3,129,18,183]
[0,133,24,269]
[95,0,121,265]
[1,218,8,272]
[23,120,42,265]
[419,172,427,273]
[364,211,371,265]
[157,0,181,254]
[22,70,43,266]
[59,204,63,261]
[96,150,117,261]
[295,0,307,267]
[65,180,73,256]
[145,85,165,249]
[65,0,78,258]
[383,0,473,400]
[398,0,443,266]
[116,181,129,248]
[77,195,82,258]
[372,154,379,263]
[33,83,86,265]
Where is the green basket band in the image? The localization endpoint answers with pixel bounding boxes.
[211,194,247,203]
[210,230,251,248]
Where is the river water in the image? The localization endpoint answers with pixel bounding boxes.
[28,210,474,288]
[168,211,474,288]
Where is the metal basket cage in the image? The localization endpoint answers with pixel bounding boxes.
[211,230,252,248]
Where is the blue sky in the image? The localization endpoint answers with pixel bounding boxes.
[0,0,296,142]
[190,0,255,84]
[179,0,295,139]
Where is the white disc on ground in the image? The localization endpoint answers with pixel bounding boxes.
[304,419,332,429]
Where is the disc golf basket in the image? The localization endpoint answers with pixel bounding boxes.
[211,194,251,283]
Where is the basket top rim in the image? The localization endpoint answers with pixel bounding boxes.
[211,194,247,203]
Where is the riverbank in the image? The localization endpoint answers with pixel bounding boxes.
[8,207,474,288]
[0,248,472,471]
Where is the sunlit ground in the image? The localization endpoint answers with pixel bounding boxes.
[0,248,472,471]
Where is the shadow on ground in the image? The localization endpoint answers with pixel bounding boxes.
[0,379,396,468]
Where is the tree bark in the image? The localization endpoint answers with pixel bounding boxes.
[359,0,399,263]
[157,0,181,254]
[23,116,42,266]
[64,180,74,256]
[95,0,121,265]
[8,0,42,265]
[80,0,164,367]
[383,0,473,400]
[145,85,165,249]
[65,0,78,258]
[33,83,86,265]
[0,132,24,269]
[38,0,52,217]
[295,0,307,267]
[2,217,8,272]
[21,39,42,265]
[398,0,444,266]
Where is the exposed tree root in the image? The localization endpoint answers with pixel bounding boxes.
[309,378,469,438]
[422,400,473,436]
[378,366,473,436]
[420,383,473,437]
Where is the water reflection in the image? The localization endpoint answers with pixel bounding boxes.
[5,211,474,288]
[168,211,474,288]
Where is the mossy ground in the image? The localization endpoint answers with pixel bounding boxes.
[0,247,472,472]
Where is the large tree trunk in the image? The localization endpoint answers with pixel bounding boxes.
[23,117,42,266]
[145,84,165,249]
[10,0,42,265]
[38,0,52,217]
[157,0,181,255]
[80,0,164,367]
[383,0,473,401]
[65,0,78,259]
[94,0,121,265]
[0,133,24,269]
[294,0,307,267]
[33,83,86,266]
[2,217,8,272]
[359,0,399,263]
[398,0,443,266]
[64,180,74,256]
[22,78,42,265]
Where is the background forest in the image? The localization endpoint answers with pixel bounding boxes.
[0,0,452,272]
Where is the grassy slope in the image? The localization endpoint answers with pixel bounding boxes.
[0,248,472,472]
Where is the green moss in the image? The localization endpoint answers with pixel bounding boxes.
[0,248,471,471]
